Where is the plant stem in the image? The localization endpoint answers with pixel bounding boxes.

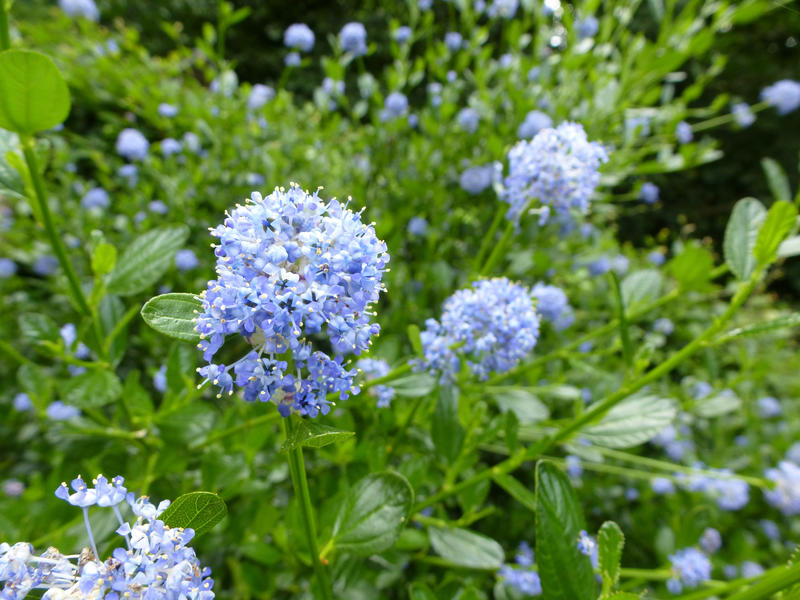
[0,0,10,51]
[282,417,334,600]
[690,101,769,133]
[619,568,671,580]
[480,219,515,276]
[412,269,762,513]
[725,561,800,600]
[21,139,106,355]
[473,203,505,271]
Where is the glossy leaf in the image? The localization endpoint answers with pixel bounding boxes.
[141,293,202,343]
[280,419,354,451]
[108,226,190,296]
[61,369,123,409]
[160,491,227,536]
[535,461,595,600]
[0,50,70,134]
[582,394,676,448]
[723,197,766,281]
[428,526,504,570]
[330,472,413,556]
[754,201,798,267]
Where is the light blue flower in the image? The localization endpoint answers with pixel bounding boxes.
[566,455,583,478]
[157,103,179,118]
[459,164,495,195]
[654,318,674,335]
[503,122,607,224]
[531,282,569,323]
[357,358,395,407]
[759,519,781,541]
[667,548,711,594]
[81,187,110,210]
[487,0,519,18]
[407,216,428,236]
[577,531,598,568]
[339,22,368,56]
[284,52,301,67]
[160,138,182,156]
[284,23,315,52]
[149,200,168,214]
[416,278,540,381]
[457,108,480,133]
[47,401,80,420]
[394,26,412,44]
[761,80,800,115]
[0,258,16,278]
[153,365,167,393]
[517,110,552,139]
[499,541,541,595]
[648,250,665,266]
[676,121,693,144]
[757,396,781,418]
[625,114,651,138]
[764,461,800,515]
[699,528,721,554]
[640,182,659,204]
[577,16,598,38]
[651,477,675,495]
[445,32,463,52]
[741,561,764,578]
[175,249,199,271]
[115,128,149,161]
[732,102,755,128]
[195,185,388,417]
[12,393,32,412]
[381,92,409,121]
[59,0,99,20]
[33,255,59,277]
[117,164,138,186]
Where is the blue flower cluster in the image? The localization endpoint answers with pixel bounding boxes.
[416,278,540,381]
[356,358,395,408]
[760,80,800,115]
[339,22,368,56]
[459,163,498,195]
[517,110,553,140]
[284,23,315,52]
[699,527,722,554]
[764,460,800,515]
[531,282,573,330]
[666,547,711,594]
[677,465,750,511]
[499,542,542,596]
[1,475,214,599]
[195,184,389,417]
[503,122,607,225]
[732,102,756,128]
[576,530,598,568]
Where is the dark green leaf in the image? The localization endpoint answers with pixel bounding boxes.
[535,460,595,600]
[0,50,70,134]
[428,527,504,570]
[723,197,766,280]
[281,419,354,451]
[330,472,413,556]
[155,403,215,444]
[504,410,519,454]
[61,369,123,409]
[108,226,190,296]
[432,385,464,465]
[754,201,798,267]
[122,370,154,419]
[761,158,792,204]
[598,521,625,595]
[18,313,59,343]
[582,394,676,448]
[409,583,437,600]
[609,272,632,368]
[141,293,201,343]
[160,491,227,536]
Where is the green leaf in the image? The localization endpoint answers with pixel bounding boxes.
[428,526,504,570]
[598,521,625,595]
[329,472,413,556]
[432,385,464,465]
[91,243,117,276]
[493,473,537,513]
[761,158,792,204]
[108,226,190,296]
[667,243,714,291]
[18,313,59,343]
[778,236,800,258]
[716,313,800,343]
[695,389,741,418]
[409,583,438,600]
[407,324,425,359]
[280,419,354,451]
[141,293,201,343]
[620,269,663,311]
[0,50,71,134]
[388,373,436,397]
[582,394,676,448]
[488,387,550,424]
[122,370,154,419]
[61,370,123,409]
[723,197,766,280]
[754,201,798,267]
[155,403,215,444]
[535,461,595,600]
[609,272,632,368]
[160,491,227,536]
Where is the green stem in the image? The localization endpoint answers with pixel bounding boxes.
[412,269,762,513]
[480,219,515,276]
[21,139,105,355]
[282,417,334,600]
[473,203,505,271]
[0,0,10,51]
[690,101,769,133]
[619,568,671,580]
[725,561,800,600]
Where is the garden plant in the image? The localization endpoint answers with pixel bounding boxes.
[2,0,800,598]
